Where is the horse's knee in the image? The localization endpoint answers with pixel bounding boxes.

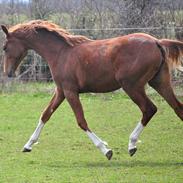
[142,104,157,126]
[41,107,55,122]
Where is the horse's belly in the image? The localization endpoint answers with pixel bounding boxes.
[79,76,121,93]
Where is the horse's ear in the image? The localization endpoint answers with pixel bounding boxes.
[1,25,9,37]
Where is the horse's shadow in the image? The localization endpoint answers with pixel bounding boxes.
[46,159,183,169]
[85,160,183,168]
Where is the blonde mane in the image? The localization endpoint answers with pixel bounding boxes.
[9,20,91,46]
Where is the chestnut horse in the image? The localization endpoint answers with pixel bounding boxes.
[1,20,183,160]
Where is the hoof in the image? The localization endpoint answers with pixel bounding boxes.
[106,149,113,160]
[22,147,32,152]
[129,148,137,157]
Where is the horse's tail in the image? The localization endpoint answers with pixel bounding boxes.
[157,39,183,71]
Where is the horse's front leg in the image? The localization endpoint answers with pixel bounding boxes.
[64,90,113,160]
[23,87,65,152]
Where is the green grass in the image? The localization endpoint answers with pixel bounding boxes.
[0,86,183,183]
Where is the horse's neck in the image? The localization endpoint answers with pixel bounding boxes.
[26,33,67,66]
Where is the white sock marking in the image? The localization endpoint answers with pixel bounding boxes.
[128,122,144,151]
[24,119,44,150]
[86,131,110,155]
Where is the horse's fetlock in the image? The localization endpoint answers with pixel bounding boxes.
[129,136,137,143]
[30,138,37,144]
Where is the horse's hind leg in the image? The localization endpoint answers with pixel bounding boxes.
[23,87,65,152]
[149,63,183,120]
[122,84,157,156]
[64,89,113,160]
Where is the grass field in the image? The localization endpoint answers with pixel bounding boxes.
[0,84,183,183]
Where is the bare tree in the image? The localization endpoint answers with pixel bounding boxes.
[30,0,55,19]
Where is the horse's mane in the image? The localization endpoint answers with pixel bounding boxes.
[9,20,91,47]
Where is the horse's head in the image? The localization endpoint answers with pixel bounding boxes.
[1,25,28,77]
